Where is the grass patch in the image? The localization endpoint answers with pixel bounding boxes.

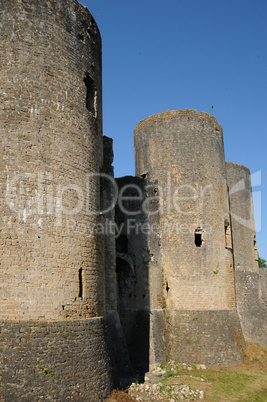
[107,343,267,401]
[162,343,267,401]
[163,371,180,380]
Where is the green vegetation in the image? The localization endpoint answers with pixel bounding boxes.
[41,365,56,381]
[162,297,167,309]
[210,371,257,399]
[258,254,267,268]
[163,371,180,380]
[161,343,267,402]
[213,263,219,274]
[107,343,267,401]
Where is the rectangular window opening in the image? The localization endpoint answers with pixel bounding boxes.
[194,231,202,247]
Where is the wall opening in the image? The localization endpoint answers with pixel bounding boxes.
[194,228,202,247]
[141,172,148,179]
[224,220,232,249]
[78,268,83,298]
[84,72,97,117]
[116,233,128,253]
[166,281,170,294]
[254,236,258,261]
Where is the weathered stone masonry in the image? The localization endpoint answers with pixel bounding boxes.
[0,0,104,321]
[226,162,267,348]
[131,110,244,367]
[0,0,266,400]
[134,110,236,312]
[0,0,115,400]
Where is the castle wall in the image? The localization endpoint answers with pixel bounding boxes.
[102,136,117,311]
[115,176,168,370]
[0,0,104,321]
[134,110,236,311]
[259,269,267,306]
[0,0,116,398]
[0,318,116,401]
[0,0,264,393]
[115,176,150,371]
[165,310,245,366]
[145,180,169,369]
[226,162,267,348]
[102,140,133,381]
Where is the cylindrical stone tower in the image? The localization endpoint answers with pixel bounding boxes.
[0,0,115,399]
[134,110,245,366]
[226,162,267,348]
[135,110,235,310]
[226,163,258,272]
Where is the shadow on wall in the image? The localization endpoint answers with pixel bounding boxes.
[115,177,150,373]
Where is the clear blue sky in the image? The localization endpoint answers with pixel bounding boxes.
[82,0,267,259]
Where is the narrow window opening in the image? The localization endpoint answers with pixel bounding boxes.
[224,220,232,249]
[78,268,83,299]
[84,73,96,117]
[195,233,202,247]
[194,228,203,247]
[254,236,258,261]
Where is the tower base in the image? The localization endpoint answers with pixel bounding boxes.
[235,271,267,348]
[0,318,117,401]
[151,309,245,367]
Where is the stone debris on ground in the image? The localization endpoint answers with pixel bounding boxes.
[129,382,204,401]
[128,361,206,401]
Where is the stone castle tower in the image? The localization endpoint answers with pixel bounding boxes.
[226,163,266,347]
[133,110,244,367]
[0,0,115,400]
[0,1,266,400]
[128,110,266,368]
